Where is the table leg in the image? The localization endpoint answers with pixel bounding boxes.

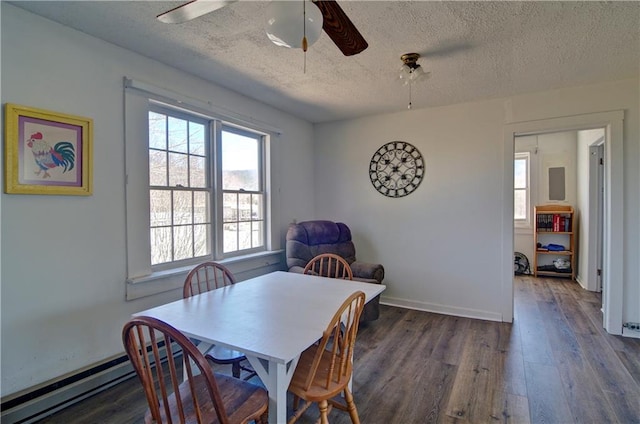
[246,355,299,424]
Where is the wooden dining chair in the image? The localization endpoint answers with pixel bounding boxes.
[183,261,237,297]
[303,253,354,280]
[287,291,366,424]
[183,262,256,380]
[122,316,268,424]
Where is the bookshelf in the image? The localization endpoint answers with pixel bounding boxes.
[533,205,575,279]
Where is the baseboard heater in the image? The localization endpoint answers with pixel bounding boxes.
[1,344,176,424]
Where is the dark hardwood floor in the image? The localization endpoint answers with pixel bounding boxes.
[37,276,640,423]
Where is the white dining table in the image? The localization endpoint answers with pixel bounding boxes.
[133,270,386,424]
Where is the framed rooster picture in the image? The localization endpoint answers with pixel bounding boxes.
[4,103,93,195]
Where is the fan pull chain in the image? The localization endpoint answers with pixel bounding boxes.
[302,0,308,73]
[408,83,413,109]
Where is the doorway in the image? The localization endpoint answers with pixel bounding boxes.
[513,129,605,289]
[502,111,624,335]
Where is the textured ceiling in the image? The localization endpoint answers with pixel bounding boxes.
[9,1,640,123]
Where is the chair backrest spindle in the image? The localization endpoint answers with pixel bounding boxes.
[303,253,353,280]
[184,262,236,298]
[123,316,231,424]
[302,291,365,391]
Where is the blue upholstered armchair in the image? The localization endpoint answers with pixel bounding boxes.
[285,220,385,321]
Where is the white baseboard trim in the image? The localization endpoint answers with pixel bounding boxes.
[622,327,640,339]
[575,275,587,290]
[1,357,135,424]
[379,296,503,322]
[1,344,176,424]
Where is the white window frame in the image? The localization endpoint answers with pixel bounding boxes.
[148,105,213,270]
[124,78,282,300]
[147,107,268,271]
[215,123,267,258]
[514,152,531,228]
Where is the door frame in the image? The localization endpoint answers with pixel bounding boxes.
[502,110,624,334]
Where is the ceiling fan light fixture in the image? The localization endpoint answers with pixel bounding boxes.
[398,53,431,86]
[265,1,323,50]
[398,53,432,110]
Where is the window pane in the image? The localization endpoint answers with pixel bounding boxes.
[514,189,527,220]
[222,131,259,191]
[239,193,252,221]
[173,191,193,225]
[168,152,189,187]
[151,227,172,265]
[194,224,210,257]
[223,223,238,253]
[238,222,251,250]
[190,155,206,188]
[252,221,264,248]
[193,191,210,224]
[150,190,171,226]
[189,122,205,155]
[252,194,263,219]
[223,192,238,222]
[149,150,167,186]
[173,226,193,260]
[149,112,166,150]
[168,116,188,153]
[514,158,527,189]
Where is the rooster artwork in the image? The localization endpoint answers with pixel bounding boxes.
[25,132,75,178]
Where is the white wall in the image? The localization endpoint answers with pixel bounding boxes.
[314,78,639,328]
[576,131,591,286]
[576,128,605,290]
[314,101,507,320]
[537,132,578,207]
[0,4,315,396]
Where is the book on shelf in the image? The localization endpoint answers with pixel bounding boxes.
[537,213,572,232]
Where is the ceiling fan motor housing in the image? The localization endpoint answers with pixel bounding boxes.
[401,53,421,69]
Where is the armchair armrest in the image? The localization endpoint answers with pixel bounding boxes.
[350,261,384,283]
[288,265,306,274]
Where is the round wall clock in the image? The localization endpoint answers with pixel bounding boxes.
[369,141,424,198]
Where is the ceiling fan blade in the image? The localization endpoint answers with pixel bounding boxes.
[157,0,237,24]
[312,0,368,56]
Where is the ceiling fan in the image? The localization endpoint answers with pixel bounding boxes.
[157,0,368,56]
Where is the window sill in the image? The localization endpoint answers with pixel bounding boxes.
[126,250,285,300]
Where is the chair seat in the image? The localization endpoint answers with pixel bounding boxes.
[289,344,352,402]
[206,345,247,364]
[144,373,268,424]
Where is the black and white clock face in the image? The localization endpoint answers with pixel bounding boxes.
[369,141,424,198]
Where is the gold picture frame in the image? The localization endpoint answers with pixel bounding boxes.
[4,103,93,195]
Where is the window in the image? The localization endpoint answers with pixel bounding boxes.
[514,152,530,225]
[220,126,265,254]
[148,106,266,269]
[124,80,283,299]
